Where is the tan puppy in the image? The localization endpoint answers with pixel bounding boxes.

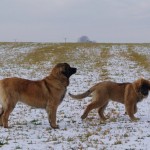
[0,63,77,129]
[69,78,150,122]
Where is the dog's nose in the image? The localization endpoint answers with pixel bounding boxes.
[74,68,77,73]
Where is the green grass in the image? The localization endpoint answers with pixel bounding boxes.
[0,140,8,148]
[30,119,42,125]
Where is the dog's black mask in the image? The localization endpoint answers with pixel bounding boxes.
[62,63,77,78]
[139,84,149,96]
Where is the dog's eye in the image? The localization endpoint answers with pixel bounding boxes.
[65,66,69,71]
[62,67,68,74]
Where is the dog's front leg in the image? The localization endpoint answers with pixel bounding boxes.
[46,105,59,129]
[125,102,139,121]
[124,105,137,115]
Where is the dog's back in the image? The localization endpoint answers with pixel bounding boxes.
[94,81,130,104]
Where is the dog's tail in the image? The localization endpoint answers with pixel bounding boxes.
[69,85,97,100]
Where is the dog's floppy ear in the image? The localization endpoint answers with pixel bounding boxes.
[134,78,150,96]
[140,78,150,96]
[133,78,143,93]
[142,78,150,90]
[51,63,72,79]
[51,63,65,78]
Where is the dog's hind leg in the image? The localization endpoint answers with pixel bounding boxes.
[0,106,4,126]
[81,99,101,119]
[134,105,137,114]
[2,102,15,128]
[98,101,109,121]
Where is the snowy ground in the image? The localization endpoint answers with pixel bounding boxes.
[0,43,150,150]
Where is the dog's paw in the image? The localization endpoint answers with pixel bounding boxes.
[50,124,59,129]
[81,114,87,119]
[131,117,140,122]
[3,124,9,128]
[53,125,59,129]
[100,120,106,124]
[101,116,109,121]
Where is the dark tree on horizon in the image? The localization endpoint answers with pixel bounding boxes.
[78,36,90,43]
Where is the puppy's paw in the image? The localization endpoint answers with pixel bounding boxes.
[101,116,109,121]
[100,120,106,124]
[81,114,87,119]
[131,117,140,122]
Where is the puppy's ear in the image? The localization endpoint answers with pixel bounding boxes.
[133,78,143,93]
[148,81,150,90]
[144,79,150,90]
[133,78,150,97]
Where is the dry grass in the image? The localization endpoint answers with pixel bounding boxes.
[96,47,111,80]
[129,49,149,71]
[121,45,150,72]
[21,43,79,65]
[1,42,149,77]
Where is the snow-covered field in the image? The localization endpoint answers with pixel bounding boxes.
[0,43,150,150]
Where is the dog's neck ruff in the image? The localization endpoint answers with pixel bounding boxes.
[45,75,69,88]
[132,84,146,102]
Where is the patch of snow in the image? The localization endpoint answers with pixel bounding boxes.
[0,44,150,150]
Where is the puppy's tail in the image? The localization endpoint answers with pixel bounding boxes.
[69,85,97,100]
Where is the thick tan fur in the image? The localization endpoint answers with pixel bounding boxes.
[69,78,150,121]
[0,63,76,129]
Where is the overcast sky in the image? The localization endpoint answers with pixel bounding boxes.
[0,0,150,43]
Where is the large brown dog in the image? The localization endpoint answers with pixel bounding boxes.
[69,78,150,122]
[0,63,76,129]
